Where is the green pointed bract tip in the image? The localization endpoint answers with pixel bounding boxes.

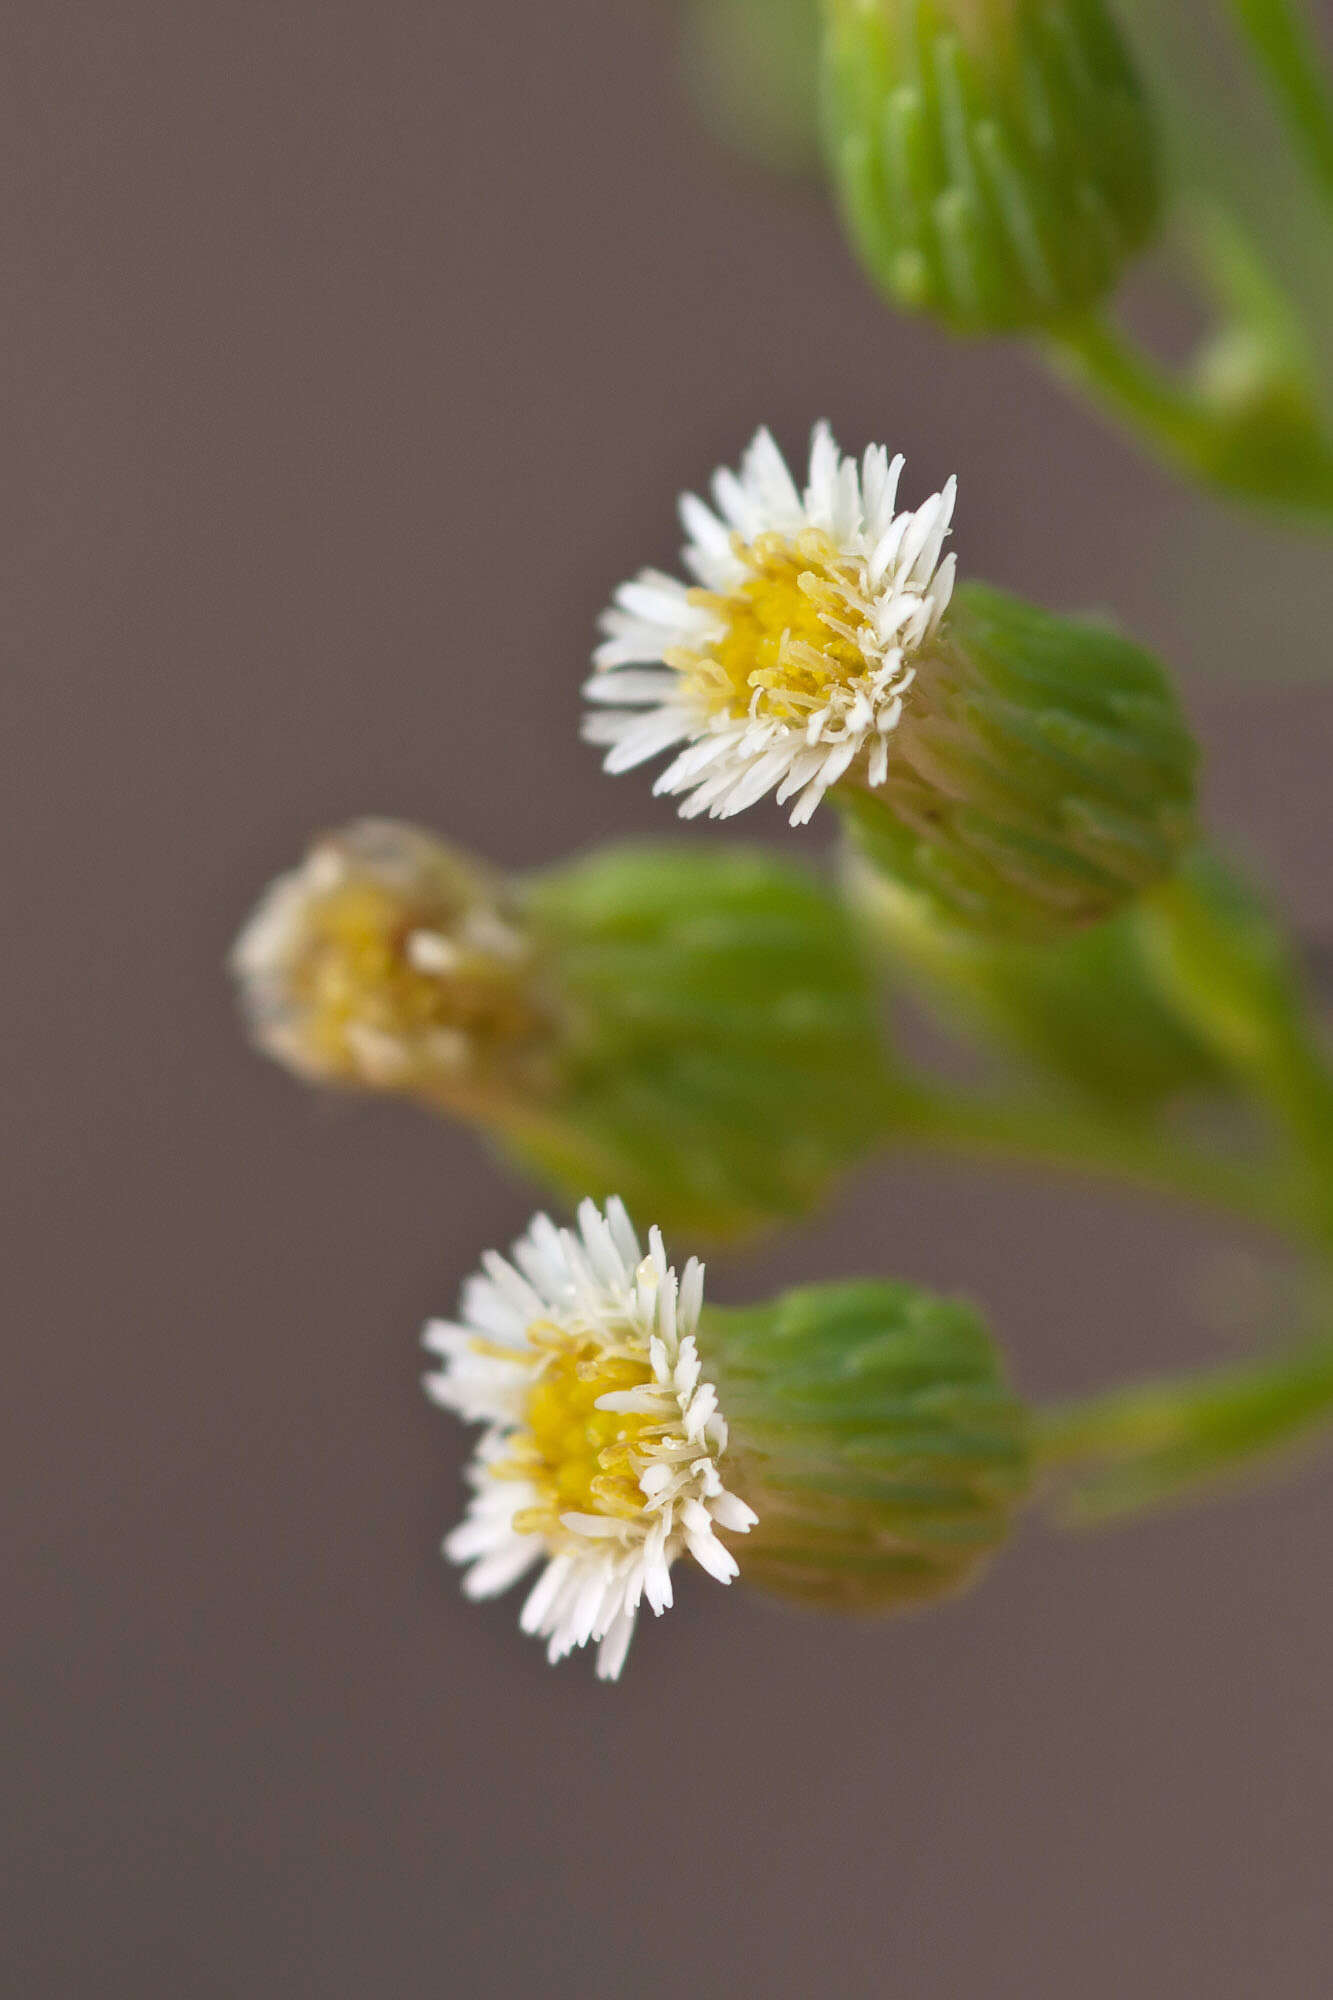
[835,581,1197,942]
[504,844,900,1241]
[847,848,1228,1115]
[701,1279,1032,1612]
[821,0,1160,333]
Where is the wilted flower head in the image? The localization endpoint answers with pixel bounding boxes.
[423,1199,756,1679]
[586,423,957,826]
[231,820,555,1115]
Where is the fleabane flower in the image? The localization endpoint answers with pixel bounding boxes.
[589,424,1195,940]
[230,820,554,1113]
[586,423,957,827]
[423,1198,756,1679]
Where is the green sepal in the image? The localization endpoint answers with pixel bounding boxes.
[506,843,899,1241]
[836,581,1196,941]
[821,0,1161,333]
[703,1278,1032,1610]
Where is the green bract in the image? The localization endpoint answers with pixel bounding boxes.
[703,1278,1032,1610]
[837,581,1197,941]
[822,0,1160,332]
[511,843,897,1239]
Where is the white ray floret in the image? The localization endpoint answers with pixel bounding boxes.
[585,423,958,826]
[423,1198,756,1680]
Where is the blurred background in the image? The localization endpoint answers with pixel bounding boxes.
[6,3,1333,1993]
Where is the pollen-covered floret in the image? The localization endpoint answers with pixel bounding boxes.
[230,819,551,1109]
[585,423,957,825]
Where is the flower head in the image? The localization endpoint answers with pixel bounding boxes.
[231,820,553,1111]
[423,1198,756,1679]
[586,424,957,826]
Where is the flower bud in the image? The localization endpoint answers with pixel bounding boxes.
[702,1278,1032,1610]
[821,0,1161,332]
[836,581,1197,941]
[233,830,896,1240]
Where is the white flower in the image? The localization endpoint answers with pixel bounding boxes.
[423,1198,757,1680]
[585,423,957,826]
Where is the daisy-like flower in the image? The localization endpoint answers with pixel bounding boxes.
[585,423,957,826]
[230,820,551,1108]
[423,1198,756,1679]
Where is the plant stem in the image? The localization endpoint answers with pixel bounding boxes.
[1222,0,1333,213]
[1116,0,1333,422]
[1043,309,1333,518]
[1043,312,1222,471]
[1035,1325,1333,1519]
[888,1081,1315,1242]
[1136,871,1333,1245]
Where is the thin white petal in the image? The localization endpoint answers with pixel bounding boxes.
[596,1607,637,1680]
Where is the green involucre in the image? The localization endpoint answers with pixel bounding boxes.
[509,843,898,1240]
[704,1278,1032,1610]
[837,581,1197,941]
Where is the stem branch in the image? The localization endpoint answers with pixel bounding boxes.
[1223,0,1333,213]
[890,1082,1314,1242]
[1036,1325,1333,1519]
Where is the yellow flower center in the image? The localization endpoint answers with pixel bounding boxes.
[677,529,870,727]
[504,1328,658,1537]
[292,879,536,1078]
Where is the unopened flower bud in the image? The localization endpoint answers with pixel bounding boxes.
[821,0,1161,332]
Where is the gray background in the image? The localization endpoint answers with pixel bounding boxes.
[6,4,1333,1994]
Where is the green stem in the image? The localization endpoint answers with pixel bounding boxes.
[1136,871,1333,1244]
[1036,1325,1333,1519]
[1116,0,1333,422]
[1043,312,1225,472]
[890,1081,1316,1243]
[1043,309,1333,518]
[1222,0,1333,213]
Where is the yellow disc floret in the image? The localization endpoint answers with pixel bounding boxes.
[500,1326,658,1538]
[291,875,540,1084]
[676,529,871,726]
